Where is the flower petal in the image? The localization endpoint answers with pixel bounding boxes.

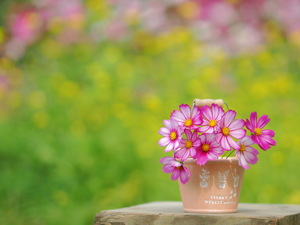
[250,112,257,129]
[221,136,231,151]
[158,137,170,147]
[245,118,253,131]
[185,129,192,140]
[239,153,250,169]
[162,164,176,173]
[193,138,201,147]
[179,104,191,120]
[165,142,174,152]
[160,157,174,164]
[180,168,190,184]
[230,129,246,139]
[227,136,240,150]
[163,120,172,130]
[224,110,236,127]
[158,127,170,136]
[201,105,212,120]
[229,119,245,130]
[171,110,185,122]
[197,151,208,166]
[257,114,270,129]
[174,148,187,159]
[171,169,180,181]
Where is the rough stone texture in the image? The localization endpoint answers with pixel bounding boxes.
[94,201,300,225]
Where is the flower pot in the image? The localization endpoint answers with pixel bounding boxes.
[178,157,244,213]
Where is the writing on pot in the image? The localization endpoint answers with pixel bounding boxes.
[204,200,235,205]
[204,189,237,204]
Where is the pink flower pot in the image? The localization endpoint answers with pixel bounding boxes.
[178,157,244,213]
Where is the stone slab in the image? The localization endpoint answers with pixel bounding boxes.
[94,201,300,225]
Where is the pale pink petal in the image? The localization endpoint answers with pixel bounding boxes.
[250,112,257,129]
[190,147,196,157]
[214,133,223,144]
[242,136,255,146]
[199,134,206,143]
[191,130,198,142]
[165,142,174,152]
[193,138,201,147]
[160,157,174,164]
[221,136,231,151]
[206,133,215,144]
[245,146,259,155]
[206,127,215,134]
[173,140,180,150]
[227,136,240,150]
[257,115,270,129]
[202,120,210,125]
[191,117,203,126]
[185,129,192,140]
[179,104,191,120]
[170,160,182,167]
[239,153,250,169]
[197,151,208,165]
[158,127,170,136]
[230,129,246,139]
[158,137,170,147]
[171,169,180,181]
[211,104,219,119]
[191,106,201,120]
[181,148,190,161]
[201,105,212,120]
[171,110,185,122]
[180,168,189,184]
[198,126,210,133]
[163,119,172,130]
[207,151,219,160]
[162,164,176,173]
[244,151,258,165]
[174,148,187,159]
[229,119,245,130]
[224,110,236,127]
[183,166,190,177]
[170,119,179,130]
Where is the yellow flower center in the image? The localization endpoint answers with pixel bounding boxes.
[202,144,210,152]
[185,140,193,148]
[222,127,230,136]
[209,119,217,127]
[176,166,183,170]
[240,144,246,153]
[184,119,192,127]
[254,127,262,136]
[170,132,177,140]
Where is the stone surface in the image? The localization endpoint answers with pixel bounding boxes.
[94,201,300,225]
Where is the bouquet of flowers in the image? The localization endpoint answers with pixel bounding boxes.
[158,102,276,184]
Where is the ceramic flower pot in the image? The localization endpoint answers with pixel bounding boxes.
[178,157,244,213]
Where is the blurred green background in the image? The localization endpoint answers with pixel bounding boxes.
[0,0,300,224]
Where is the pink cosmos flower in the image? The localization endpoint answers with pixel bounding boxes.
[245,112,276,150]
[215,110,246,151]
[171,104,203,130]
[198,103,225,133]
[158,119,183,152]
[193,134,224,166]
[174,129,200,161]
[236,136,259,170]
[160,157,190,184]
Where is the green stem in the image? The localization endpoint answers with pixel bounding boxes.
[226,150,235,159]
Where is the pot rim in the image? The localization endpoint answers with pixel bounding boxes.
[183,157,239,165]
